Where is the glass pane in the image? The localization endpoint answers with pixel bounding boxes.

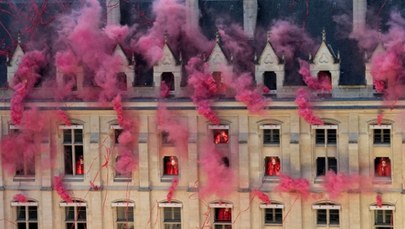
[315,129,325,144]
[66,223,74,229]
[75,147,84,175]
[64,129,72,143]
[16,206,26,220]
[77,223,87,229]
[17,223,26,229]
[64,146,73,175]
[164,224,181,229]
[117,207,134,221]
[327,129,337,144]
[275,209,283,224]
[77,207,86,220]
[328,157,338,173]
[316,158,326,176]
[29,223,38,229]
[28,206,37,220]
[65,207,75,221]
[74,129,83,143]
[118,223,135,229]
[316,209,327,225]
[329,209,340,225]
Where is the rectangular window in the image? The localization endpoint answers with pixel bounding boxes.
[375,157,391,177]
[163,207,181,229]
[373,129,391,144]
[316,157,337,176]
[213,208,232,228]
[264,208,282,225]
[62,125,84,176]
[315,129,336,145]
[65,205,86,229]
[116,206,134,229]
[313,204,340,226]
[9,125,36,179]
[374,209,393,228]
[213,129,229,144]
[263,129,280,144]
[16,204,38,229]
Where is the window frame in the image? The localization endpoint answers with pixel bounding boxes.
[159,202,182,229]
[312,203,340,226]
[260,125,280,145]
[370,125,391,145]
[12,201,38,229]
[312,124,337,146]
[370,204,395,229]
[60,200,87,229]
[260,203,283,225]
[112,201,135,229]
[60,124,84,177]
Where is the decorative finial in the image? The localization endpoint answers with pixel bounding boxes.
[178,51,183,63]
[267,30,271,42]
[322,28,326,42]
[17,32,21,44]
[164,30,168,44]
[337,50,340,60]
[309,53,312,61]
[215,31,220,43]
[230,54,233,63]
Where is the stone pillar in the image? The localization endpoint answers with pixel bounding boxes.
[243,0,258,39]
[348,113,360,175]
[349,193,361,229]
[353,0,366,33]
[41,190,54,228]
[106,0,121,25]
[238,115,249,189]
[138,115,150,188]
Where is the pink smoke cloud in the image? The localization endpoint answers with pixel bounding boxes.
[295,88,323,125]
[251,189,271,204]
[167,178,179,203]
[323,171,355,200]
[298,59,332,92]
[276,174,310,199]
[53,175,73,203]
[13,193,27,203]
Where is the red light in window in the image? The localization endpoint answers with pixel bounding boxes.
[76,155,84,175]
[266,157,280,176]
[165,156,179,175]
[214,130,229,144]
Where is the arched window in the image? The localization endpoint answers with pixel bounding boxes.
[11,200,38,229]
[60,200,87,229]
[260,201,283,225]
[161,72,175,92]
[112,201,135,229]
[370,204,394,229]
[159,201,182,229]
[263,71,277,92]
[312,202,340,226]
[209,202,233,228]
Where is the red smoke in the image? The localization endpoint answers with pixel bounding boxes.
[53,175,73,203]
[295,88,323,125]
[276,174,310,199]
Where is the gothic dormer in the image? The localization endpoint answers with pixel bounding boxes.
[365,42,385,88]
[7,35,25,86]
[255,33,285,94]
[113,44,135,90]
[206,33,230,73]
[153,35,182,97]
[310,29,340,89]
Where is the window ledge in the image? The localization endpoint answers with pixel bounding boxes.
[13,176,35,182]
[263,176,280,183]
[63,175,84,182]
[373,144,390,147]
[264,223,283,226]
[373,177,392,184]
[161,175,179,183]
[114,177,132,182]
[314,177,325,183]
[263,143,280,147]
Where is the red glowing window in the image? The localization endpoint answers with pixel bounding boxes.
[375,157,391,177]
[265,157,281,176]
[214,208,232,229]
[62,125,84,176]
[163,156,179,176]
[213,129,229,144]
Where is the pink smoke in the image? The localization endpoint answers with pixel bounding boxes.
[323,171,355,200]
[157,105,189,158]
[295,88,323,125]
[276,174,310,199]
[377,113,384,125]
[53,175,72,203]
[376,193,383,208]
[298,59,332,91]
[56,109,71,126]
[13,193,27,202]
[167,178,179,203]
[10,50,46,125]
[199,141,235,198]
[186,56,220,124]
[251,189,271,204]
[269,20,315,62]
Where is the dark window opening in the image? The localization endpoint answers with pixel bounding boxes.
[375,157,391,177]
[163,156,179,176]
[161,131,173,145]
[316,207,339,226]
[317,71,332,90]
[263,129,280,144]
[263,71,277,91]
[161,72,175,91]
[114,128,123,145]
[215,208,232,222]
[316,157,337,176]
[65,203,87,229]
[373,129,390,144]
[264,207,282,225]
[134,54,153,87]
[315,129,336,145]
[63,74,78,91]
[213,129,229,144]
[265,157,281,176]
[117,72,127,91]
[221,156,230,168]
[16,204,38,229]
